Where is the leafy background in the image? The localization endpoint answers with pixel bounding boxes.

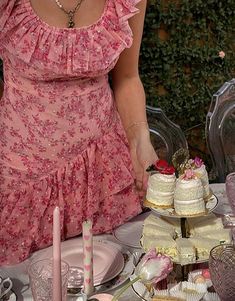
[140,0,235,171]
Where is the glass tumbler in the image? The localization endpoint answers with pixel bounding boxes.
[209,244,235,301]
[28,259,69,301]
[226,172,235,215]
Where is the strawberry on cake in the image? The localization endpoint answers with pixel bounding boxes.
[146,160,176,208]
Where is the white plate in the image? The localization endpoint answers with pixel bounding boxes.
[67,239,135,296]
[149,194,218,218]
[210,183,233,215]
[113,212,151,249]
[31,238,124,288]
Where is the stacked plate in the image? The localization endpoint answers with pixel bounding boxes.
[31,237,135,294]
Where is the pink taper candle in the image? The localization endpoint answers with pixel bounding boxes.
[53,206,62,301]
[82,219,94,295]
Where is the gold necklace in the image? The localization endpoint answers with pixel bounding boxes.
[54,0,84,28]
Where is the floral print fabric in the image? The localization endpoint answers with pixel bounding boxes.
[0,0,142,265]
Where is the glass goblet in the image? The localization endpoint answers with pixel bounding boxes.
[226,172,235,215]
[209,244,235,301]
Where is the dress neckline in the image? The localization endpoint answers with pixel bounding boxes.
[23,0,110,32]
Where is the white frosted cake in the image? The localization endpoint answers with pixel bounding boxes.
[146,172,176,207]
[174,172,205,216]
[194,164,211,199]
[187,157,211,199]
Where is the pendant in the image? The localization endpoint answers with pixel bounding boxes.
[68,20,75,28]
[68,11,75,28]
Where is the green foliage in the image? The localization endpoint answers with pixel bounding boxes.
[140,0,235,130]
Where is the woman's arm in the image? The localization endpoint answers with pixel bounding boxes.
[111,0,158,193]
[111,0,147,132]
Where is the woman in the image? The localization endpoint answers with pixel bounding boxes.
[0,0,157,265]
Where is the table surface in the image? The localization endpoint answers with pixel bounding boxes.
[1,182,234,301]
[0,234,142,301]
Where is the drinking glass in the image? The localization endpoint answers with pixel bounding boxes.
[28,259,69,301]
[226,172,235,215]
[209,244,235,301]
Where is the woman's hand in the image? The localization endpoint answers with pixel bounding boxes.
[127,127,158,196]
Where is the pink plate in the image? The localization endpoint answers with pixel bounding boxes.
[31,238,125,287]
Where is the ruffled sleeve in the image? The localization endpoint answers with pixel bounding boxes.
[113,0,141,22]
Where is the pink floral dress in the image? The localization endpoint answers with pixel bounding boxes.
[0,0,142,265]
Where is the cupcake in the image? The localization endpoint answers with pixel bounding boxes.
[188,269,212,288]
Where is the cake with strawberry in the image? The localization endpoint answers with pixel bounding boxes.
[146,160,176,208]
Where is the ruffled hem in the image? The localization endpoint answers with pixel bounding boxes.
[0,128,142,265]
[0,0,141,74]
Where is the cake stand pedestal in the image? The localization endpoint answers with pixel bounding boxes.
[180,217,187,238]
[179,217,189,280]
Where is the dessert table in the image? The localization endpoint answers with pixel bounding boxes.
[0,182,234,301]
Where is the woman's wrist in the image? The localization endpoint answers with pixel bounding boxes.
[125,121,150,143]
[125,121,148,132]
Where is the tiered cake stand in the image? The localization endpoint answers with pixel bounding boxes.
[145,194,218,239]
[144,194,219,279]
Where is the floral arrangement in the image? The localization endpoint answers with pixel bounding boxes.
[177,156,204,176]
[146,159,175,175]
[181,169,196,180]
[188,157,204,169]
[112,249,173,301]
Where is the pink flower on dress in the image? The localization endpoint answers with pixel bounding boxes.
[219,51,225,59]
